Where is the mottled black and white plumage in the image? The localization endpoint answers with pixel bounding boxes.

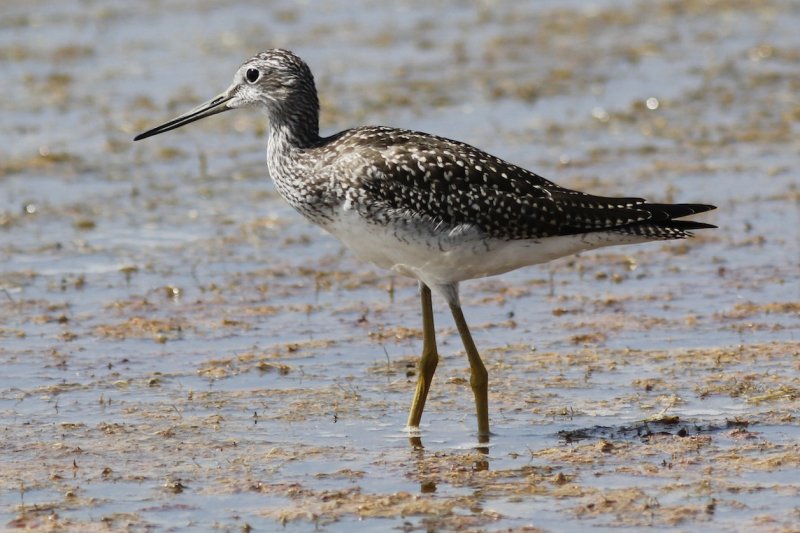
[282,124,713,240]
[135,49,715,299]
[135,49,716,438]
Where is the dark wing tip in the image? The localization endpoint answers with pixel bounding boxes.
[682,203,717,215]
[641,203,717,222]
[668,220,717,230]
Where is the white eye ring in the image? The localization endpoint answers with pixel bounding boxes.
[245,68,260,83]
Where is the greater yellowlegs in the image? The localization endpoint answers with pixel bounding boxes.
[134,49,716,440]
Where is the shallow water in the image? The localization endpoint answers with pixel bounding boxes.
[2,0,799,531]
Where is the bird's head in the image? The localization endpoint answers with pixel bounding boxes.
[134,49,318,141]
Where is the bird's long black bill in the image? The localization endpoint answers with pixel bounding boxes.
[133,92,234,141]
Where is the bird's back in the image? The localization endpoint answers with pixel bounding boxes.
[289,126,715,242]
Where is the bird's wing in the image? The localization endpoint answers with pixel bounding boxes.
[348,128,654,239]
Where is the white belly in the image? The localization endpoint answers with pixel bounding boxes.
[322,207,649,288]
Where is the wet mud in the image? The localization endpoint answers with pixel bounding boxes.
[1,0,799,530]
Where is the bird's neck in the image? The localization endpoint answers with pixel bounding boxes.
[267,97,321,150]
[265,101,320,199]
[265,105,340,226]
[266,112,318,185]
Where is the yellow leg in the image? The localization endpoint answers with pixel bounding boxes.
[406,283,439,429]
[449,302,490,440]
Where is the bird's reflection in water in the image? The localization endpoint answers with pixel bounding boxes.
[408,431,491,481]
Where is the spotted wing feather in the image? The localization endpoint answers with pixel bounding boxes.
[337,127,714,240]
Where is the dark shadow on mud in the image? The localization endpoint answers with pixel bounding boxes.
[558,417,751,443]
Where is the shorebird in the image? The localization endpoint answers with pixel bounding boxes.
[135,49,716,440]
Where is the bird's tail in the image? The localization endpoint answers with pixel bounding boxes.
[616,203,717,239]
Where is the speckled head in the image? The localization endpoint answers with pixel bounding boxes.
[234,50,319,116]
[134,49,319,141]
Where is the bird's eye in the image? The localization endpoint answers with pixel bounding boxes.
[245,68,260,83]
